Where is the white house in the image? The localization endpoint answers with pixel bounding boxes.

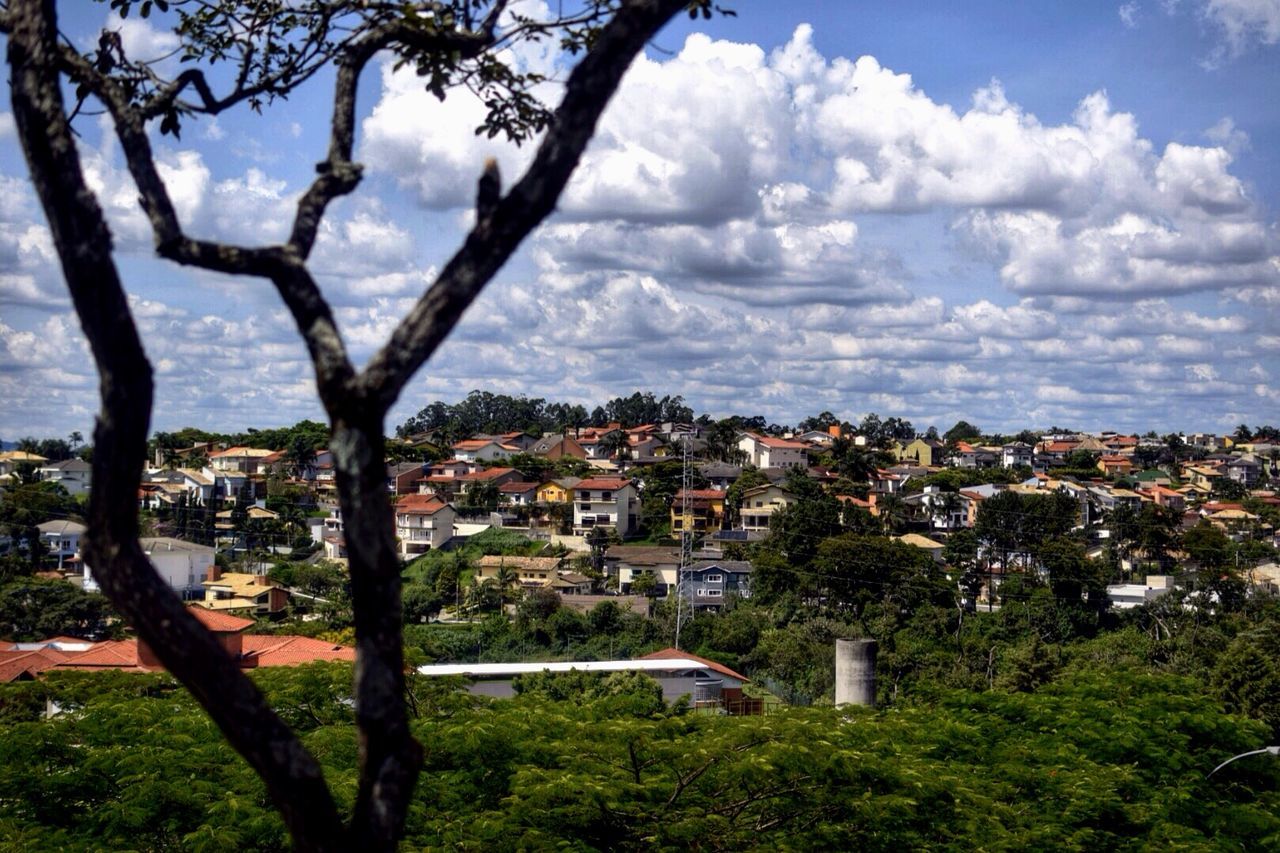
[91,537,218,599]
[38,519,86,570]
[736,432,809,469]
[738,484,797,534]
[450,439,518,463]
[37,458,92,495]
[394,494,456,557]
[571,477,639,537]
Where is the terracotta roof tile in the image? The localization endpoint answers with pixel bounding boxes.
[639,647,750,684]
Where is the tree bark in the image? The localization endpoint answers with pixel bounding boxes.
[6,1,348,849]
[5,0,693,848]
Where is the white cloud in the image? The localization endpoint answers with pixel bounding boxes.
[1120,2,1143,27]
[1201,0,1280,60]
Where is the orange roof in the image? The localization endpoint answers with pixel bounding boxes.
[639,647,750,683]
[54,639,158,672]
[189,607,255,633]
[575,477,634,490]
[674,489,725,500]
[743,431,808,450]
[395,494,451,515]
[241,635,356,666]
[458,467,518,482]
[0,647,71,682]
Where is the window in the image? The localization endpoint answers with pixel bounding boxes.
[580,503,591,511]
[705,574,723,583]
[702,589,723,597]
[754,500,763,507]
[602,491,612,500]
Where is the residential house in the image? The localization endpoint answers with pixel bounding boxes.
[571,477,639,537]
[697,462,742,491]
[208,446,280,475]
[1106,575,1175,610]
[680,560,752,610]
[893,437,945,467]
[1140,485,1187,512]
[606,544,683,594]
[499,482,538,505]
[198,570,290,616]
[387,461,427,495]
[44,607,354,676]
[451,439,519,463]
[1226,456,1263,487]
[393,495,456,556]
[0,450,47,479]
[37,458,91,495]
[536,477,581,504]
[38,519,86,571]
[895,532,946,562]
[474,555,566,589]
[529,433,588,459]
[90,537,216,599]
[736,432,809,469]
[1001,442,1033,469]
[1098,455,1134,477]
[738,484,797,535]
[670,489,727,535]
[951,441,998,469]
[454,467,525,496]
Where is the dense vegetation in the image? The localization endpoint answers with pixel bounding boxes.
[1,653,1277,851]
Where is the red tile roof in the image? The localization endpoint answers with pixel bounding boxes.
[743,432,808,450]
[640,647,750,683]
[395,494,451,515]
[54,639,158,672]
[241,635,356,666]
[458,467,518,481]
[674,489,726,500]
[575,477,634,491]
[189,608,255,633]
[0,647,72,682]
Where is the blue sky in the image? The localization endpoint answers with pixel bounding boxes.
[1,0,1278,439]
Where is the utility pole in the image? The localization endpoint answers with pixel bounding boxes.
[675,436,693,649]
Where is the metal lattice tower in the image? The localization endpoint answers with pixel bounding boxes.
[674,435,693,649]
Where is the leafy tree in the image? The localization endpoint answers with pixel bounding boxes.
[0,578,120,640]
[1212,637,1280,736]
[944,420,982,443]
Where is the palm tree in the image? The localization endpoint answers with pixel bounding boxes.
[878,492,908,535]
[494,564,520,604]
[286,436,319,480]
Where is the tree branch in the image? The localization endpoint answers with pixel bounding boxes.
[358,0,690,410]
[5,2,347,850]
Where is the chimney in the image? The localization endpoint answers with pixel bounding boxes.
[835,638,877,707]
[207,563,221,582]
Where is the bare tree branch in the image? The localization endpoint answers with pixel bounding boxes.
[5,2,347,849]
[360,0,691,410]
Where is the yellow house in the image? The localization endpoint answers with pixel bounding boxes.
[474,555,565,587]
[892,438,944,467]
[536,477,580,504]
[670,489,727,533]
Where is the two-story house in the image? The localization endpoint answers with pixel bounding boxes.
[736,432,809,469]
[670,489,727,535]
[37,458,92,495]
[571,477,639,537]
[681,560,752,611]
[393,495,456,557]
[737,484,797,535]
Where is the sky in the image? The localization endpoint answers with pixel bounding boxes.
[1,0,1278,440]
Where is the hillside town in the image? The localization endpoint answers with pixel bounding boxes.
[3,397,1279,687]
